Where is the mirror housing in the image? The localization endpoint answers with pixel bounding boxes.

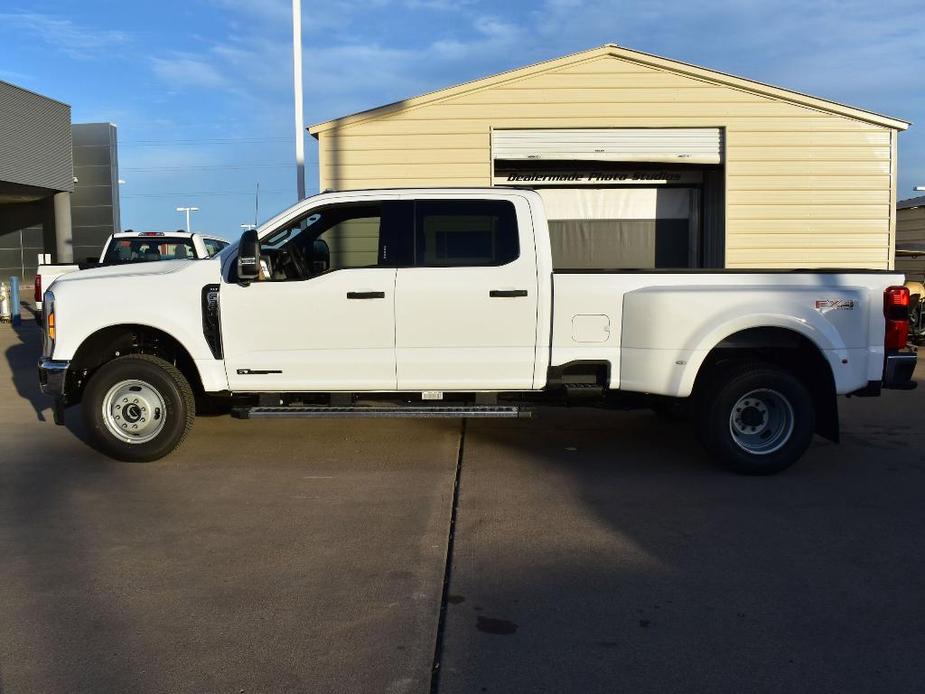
[312,238,330,274]
[237,229,261,281]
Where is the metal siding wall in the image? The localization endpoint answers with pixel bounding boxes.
[0,81,72,191]
[72,123,120,259]
[318,55,896,269]
[896,207,925,280]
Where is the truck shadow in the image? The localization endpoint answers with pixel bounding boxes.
[5,314,47,422]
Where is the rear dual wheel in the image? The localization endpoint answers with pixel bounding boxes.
[697,363,814,475]
[82,354,194,462]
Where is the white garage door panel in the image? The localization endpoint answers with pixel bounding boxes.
[493,128,723,164]
[538,188,691,220]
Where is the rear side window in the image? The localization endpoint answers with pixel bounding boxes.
[415,200,519,267]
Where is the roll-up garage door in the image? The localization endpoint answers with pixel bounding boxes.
[539,188,697,269]
[492,128,723,165]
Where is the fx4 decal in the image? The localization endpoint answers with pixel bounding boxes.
[815,299,855,310]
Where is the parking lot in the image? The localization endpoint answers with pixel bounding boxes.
[3,311,925,693]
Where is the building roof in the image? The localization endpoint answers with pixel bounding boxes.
[308,44,911,136]
[0,79,70,108]
[898,195,925,211]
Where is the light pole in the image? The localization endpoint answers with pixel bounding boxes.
[292,0,305,201]
[176,206,199,232]
[916,186,925,193]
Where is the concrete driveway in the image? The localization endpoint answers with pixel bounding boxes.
[2,312,924,693]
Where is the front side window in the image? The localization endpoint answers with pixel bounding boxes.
[415,200,519,267]
[255,201,412,281]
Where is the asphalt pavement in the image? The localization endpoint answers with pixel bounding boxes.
[2,310,924,693]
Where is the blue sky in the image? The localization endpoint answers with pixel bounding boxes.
[1,0,924,239]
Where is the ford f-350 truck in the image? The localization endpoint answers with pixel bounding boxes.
[38,189,917,473]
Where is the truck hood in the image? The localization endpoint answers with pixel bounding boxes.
[52,259,201,286]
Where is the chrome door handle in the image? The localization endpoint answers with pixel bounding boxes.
[346,291,385,299]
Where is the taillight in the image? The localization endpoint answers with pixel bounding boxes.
[884,285,910,350]
[43,291,55,357]
[34,274,42,304]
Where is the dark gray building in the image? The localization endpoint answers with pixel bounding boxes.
[0,82,121,283]
[72,123,121,263]
[0,80,74,282]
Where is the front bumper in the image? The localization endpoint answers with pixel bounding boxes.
[883,350,918,390]
[37,358,69,397]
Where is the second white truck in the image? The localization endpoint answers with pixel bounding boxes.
[38,188,917,473]
[34,230,229,311]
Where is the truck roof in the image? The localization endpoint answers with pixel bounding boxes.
[112,230,224,240]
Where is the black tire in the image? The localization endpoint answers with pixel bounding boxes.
[82,354,195,462]
[696,362,814,475]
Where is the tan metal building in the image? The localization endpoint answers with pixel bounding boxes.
[308,44,909,270]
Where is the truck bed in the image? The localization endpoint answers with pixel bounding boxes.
[550,269,902,397]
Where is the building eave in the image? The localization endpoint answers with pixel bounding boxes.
[308,43,910,138]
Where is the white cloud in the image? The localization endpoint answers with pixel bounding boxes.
[150,54,230,89]
[0,11,128,59]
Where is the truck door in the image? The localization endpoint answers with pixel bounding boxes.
[221,200,410,392]
[395,197,539,391]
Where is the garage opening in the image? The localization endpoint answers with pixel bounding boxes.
[492,128,725,270]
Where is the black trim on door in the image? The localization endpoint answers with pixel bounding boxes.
[347,291,386,299]
[489,289,528,298]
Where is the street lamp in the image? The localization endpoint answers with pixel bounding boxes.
[176,206,199,232]
[292,0,305,201]
[915,186,925,192]
[240,224,257,231]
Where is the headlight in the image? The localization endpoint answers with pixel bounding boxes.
[44,291,55,357]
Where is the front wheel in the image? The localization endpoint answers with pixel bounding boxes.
[82,354,195,462]
[697,363,815,475]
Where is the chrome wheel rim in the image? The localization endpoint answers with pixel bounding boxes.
[101,379,166,444]
[728,388,794,455]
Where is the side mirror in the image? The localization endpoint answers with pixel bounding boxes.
[312,238,330,274]
[237,229,261,281]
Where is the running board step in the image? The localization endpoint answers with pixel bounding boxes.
[231,405,531,419]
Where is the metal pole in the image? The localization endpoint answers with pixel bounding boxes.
[176,207,198,232]
[255,182,260,226]
[292,0,305,201]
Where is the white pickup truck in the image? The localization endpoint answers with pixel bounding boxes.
[34,230,229,311]
[38,188,917,474]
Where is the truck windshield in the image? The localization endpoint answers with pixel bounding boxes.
[103,238,196,263]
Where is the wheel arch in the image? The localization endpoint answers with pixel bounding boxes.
[67,323,203,403]
[692,326,839,442]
